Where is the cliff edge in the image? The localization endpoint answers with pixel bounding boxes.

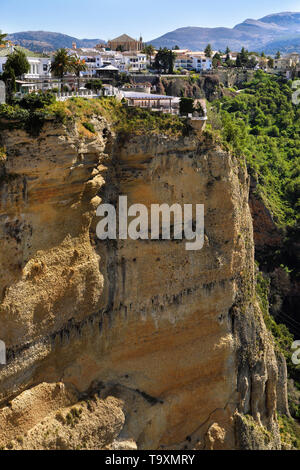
[0,112,287,450]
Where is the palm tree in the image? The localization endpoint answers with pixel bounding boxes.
[50,48,73,92]
[0,31,7,46]
[142,45,155,68]
[70,56,87,91]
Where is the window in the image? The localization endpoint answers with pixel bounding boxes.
[43,64,48,71]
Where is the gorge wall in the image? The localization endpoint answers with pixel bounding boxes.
[0,116,287,449]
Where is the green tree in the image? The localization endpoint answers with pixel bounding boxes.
[275,51,281,59]
[0,30,7,45]
[179,97,194,115]
[225,52,234,68]
[154,48,175,74]
[142,44,155,67]
[236,47,249,68]
[50,48,73,92]
[70,56,87,91]
[5,49,30,78]
[225,46,231,55]
[85,79,103,93]
[248,56,258,69]
[168,49,176,74]
[205,44,213,58]
[236,54,242,68]
[1,67,16,102]
[240,47,249,66]
[268,58,274,68]
[212,52,221,68]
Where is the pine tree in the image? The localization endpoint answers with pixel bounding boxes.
[205,44,212,58]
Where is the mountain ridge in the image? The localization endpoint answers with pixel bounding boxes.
[148,11,300,53]
[6,31,105,53]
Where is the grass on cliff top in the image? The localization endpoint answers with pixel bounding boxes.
[0,95,188,138]
[62,97,188,137]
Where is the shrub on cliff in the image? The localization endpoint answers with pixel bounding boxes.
[18,91,56,111]
[0,91,57,135]
[0,103,29,121]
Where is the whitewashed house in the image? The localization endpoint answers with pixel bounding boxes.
[190,53,213,71]
[173,50,212,72]
[174,54,194,71]
[0,45,51,78]
[121,52,148,72]
[67,48,104,76]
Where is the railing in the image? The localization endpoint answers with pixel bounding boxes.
[54,89,101,101]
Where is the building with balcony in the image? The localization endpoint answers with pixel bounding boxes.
[122,90,178,112]
[189,53,213,71]
[121,52,148,71]
[173,50,212,72]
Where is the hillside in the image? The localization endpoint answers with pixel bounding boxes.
[6,31,105,52]
[149,11,300,53]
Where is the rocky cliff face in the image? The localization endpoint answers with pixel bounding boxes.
[0,117,287,450]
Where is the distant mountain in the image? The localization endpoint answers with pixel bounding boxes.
[6,31,106,53]
[149,12,300,53]
[258,11,300,30]
[262,35,300,55]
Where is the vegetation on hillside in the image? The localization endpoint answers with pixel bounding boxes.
[256,270,300,411]
[210,72,300,436]
[212,71,299,227]
[0,94,189,138]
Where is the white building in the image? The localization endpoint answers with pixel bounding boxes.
[121,52,148,72]
[274,52,300,71]
[173,50,212,72]
[67,48,149,75]
[67,48,104,76]
[174,54,194,71]
[191,55,212,71]
[0,45,51,78]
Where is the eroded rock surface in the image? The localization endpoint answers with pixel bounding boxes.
[0,118,285,449]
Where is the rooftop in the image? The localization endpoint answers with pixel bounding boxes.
[0,45,48,58]
[122,91,175,100]
[109,34,137,43]
[100,65,119,71]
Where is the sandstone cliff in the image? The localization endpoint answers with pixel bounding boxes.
[0,115,287,450]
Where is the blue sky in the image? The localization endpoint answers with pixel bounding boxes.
[1,0,300,41]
